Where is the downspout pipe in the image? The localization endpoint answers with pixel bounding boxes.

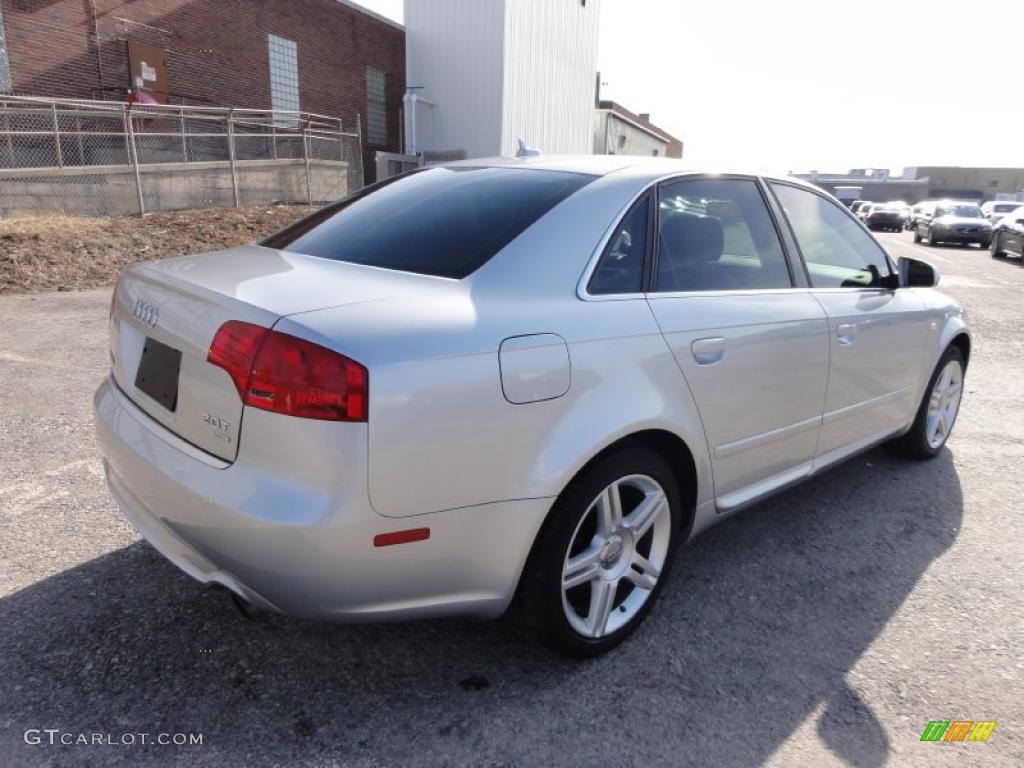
[402,87,436,158]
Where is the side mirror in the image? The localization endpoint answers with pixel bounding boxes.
[899,256,939,288]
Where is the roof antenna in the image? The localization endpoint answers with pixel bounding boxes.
[516,139,542,158]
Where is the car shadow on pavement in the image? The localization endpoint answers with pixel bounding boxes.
[0,447,962,767]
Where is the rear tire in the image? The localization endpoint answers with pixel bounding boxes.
[913,228,922,243]
[888,345,965,460]
[511,445,682,658]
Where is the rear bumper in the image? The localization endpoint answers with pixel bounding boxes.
[94,376,549,621]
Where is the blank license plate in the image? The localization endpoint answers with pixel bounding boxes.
[135,337,182,412]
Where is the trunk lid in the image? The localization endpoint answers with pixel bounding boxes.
[110,245,441,461]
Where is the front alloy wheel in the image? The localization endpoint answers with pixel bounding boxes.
[888,345,965,459]
[925,358,963,450]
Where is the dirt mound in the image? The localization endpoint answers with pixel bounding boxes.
[0,205,313,294]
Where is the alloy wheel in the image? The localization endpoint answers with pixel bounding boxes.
[561,474,672,639]
[926,359,963,449]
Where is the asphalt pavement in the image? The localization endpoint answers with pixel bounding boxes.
[0,232,1022,767]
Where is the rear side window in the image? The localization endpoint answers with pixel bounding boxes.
[771,183,893,289]
[589,193,650,295]
[263,167,594,279]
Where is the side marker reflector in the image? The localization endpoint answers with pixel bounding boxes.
[373,528,431,547]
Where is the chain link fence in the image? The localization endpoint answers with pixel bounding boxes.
[0,95,363,217]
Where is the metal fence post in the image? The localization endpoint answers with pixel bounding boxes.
[303,121,312,205]
[125,104,146,215]
[180,107,188,163]
[3,111,13,167]
[227,107,239,208]
[51,104,64,168]
[75,114,84,166]
[121,106,132,167]
[356,112,365,190]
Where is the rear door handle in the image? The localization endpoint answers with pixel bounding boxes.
[836,323,857,346]
[691,337,725,365]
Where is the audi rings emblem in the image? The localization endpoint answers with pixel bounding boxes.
[133,299,160,328]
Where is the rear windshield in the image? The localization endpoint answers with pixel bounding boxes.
[262,166,594,279]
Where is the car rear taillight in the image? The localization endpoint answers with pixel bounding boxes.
[208,320,368,422]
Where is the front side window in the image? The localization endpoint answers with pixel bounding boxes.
[654,178,792,292]
[262,167,593,279]
[771,183,893,289]
[589,194,649,295]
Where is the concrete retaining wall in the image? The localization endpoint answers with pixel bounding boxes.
[0,158,347,217]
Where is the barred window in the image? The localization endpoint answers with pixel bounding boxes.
[268,34,299,124]
[0,2,11,93]
[366,67,386,146]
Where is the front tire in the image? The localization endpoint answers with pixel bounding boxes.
[991,233,1004,257]
[913,228,922,243]
[513,445,682,658]
[925,229,939,246]
[888,345,965,459]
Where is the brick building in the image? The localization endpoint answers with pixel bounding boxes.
[594,100,683,159]
[0,0,404,178]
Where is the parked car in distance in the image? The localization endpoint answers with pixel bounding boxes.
[850,200,871,215]
[863,202,906,232]
[94,157,971,657]
[981,200,1024,226]
[990,205,1024,259]
[914,202,992,247]
[908,201,937,230]
[894,202,912,229]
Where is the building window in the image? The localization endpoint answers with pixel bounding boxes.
[268,34,300,122]
[617,135,626,149]
[0,2,11,93]
[366,67,387,146]
[988,180,999,188]
[652,149,659,157]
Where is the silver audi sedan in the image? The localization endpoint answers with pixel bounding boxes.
[94,157,969,657]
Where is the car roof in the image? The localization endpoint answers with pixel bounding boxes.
[439,154,811,187]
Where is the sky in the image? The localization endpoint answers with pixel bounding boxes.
[350,0,1023,174]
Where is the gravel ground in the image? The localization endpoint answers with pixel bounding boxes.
[0,232,1021,767]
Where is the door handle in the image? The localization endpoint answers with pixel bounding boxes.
[691,337,725,365]
[836,323,857,346]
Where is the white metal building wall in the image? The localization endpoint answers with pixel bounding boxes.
[404,0,600,160]
[502,0,600,157]
[404,0,506,160]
